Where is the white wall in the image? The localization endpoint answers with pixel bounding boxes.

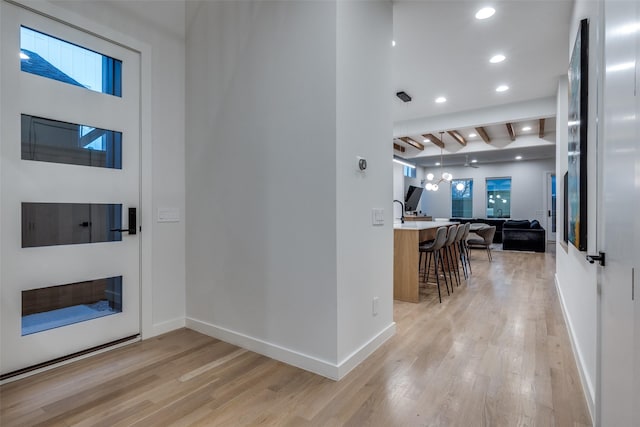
[335,0,394,370]
[185,0,393,379]
[418,158,555,222]
[553,0,601,417]
[44,0,187,336]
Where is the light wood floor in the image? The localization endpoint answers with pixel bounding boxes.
[0,247,591,426]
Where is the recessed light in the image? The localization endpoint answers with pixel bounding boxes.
[435,96,447,103]
[435,162,441,166]
[515,155,522,160]
[469,133,477,137]
[496,85,509,92]
[423,138,430,143]
[471,159,478,163]
[392,40,396,47]
[522,126,532,131]
[19,52,29,60]
[489,54,505,63]
[475,7,495,20]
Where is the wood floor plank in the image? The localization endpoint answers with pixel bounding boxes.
[0,246,592,426]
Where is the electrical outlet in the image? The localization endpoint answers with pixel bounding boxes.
[372,297,379,316]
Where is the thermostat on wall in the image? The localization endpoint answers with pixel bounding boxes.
[357,156,367,171]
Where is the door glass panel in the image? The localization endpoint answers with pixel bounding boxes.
[22,203,123,248]
[21,114,122,169]
[22,276,122,336]
[20,26,122,96]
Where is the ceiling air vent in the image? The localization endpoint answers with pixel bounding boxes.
[396,91,412,102]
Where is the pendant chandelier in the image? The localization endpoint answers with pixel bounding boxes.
[425,132,453,192]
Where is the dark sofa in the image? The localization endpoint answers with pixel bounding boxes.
[502,220,546,252]
[450,218,506,243]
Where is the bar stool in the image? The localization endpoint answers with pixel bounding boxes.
[459,222,472,277]
[454,224,468,280]
[418,226,449,303]
[443,225,461,289]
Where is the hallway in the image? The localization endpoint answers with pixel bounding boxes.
[0,248,591,426]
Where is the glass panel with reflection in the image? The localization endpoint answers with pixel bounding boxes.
[22,203,122,248]
[21,114,122,169]
[22,276,123,336]
[20,26,122,96]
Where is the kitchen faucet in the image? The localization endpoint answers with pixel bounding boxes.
[393,200,405,224]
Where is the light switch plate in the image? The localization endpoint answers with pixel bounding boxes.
[372,208,384,226]
[157,207,180,223]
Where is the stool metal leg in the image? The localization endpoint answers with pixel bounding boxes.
[458,241,468,279]
[437,249,451,296]
[464,241,472,275]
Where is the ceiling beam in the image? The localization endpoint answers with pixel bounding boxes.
[505,123,516,141]
[421,133,444,149]
[475,127,491,144]
[447,130,467,146]
[393,143,405,153]
[399,137,425,151]
[539,118,546,138]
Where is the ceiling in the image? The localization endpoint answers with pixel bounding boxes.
[392,0,573,164]
[408,143,556,168]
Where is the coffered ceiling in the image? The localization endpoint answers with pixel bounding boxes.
[392,0,573,164]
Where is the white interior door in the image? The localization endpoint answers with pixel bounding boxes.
[0,2,141,376]
[597,0,638,424]
[635,19,640,423]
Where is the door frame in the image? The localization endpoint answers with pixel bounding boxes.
[6,0,154,340]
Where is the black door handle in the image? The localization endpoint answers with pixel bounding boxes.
[586,251,605,267]
[111,207,137,235]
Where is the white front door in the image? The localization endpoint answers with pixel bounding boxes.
[0,2,141,376]
[597,0,639,424]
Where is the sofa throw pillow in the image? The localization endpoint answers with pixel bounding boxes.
[530,219,541,229]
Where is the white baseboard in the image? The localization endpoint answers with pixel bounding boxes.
[185,317,395,380]
[554,274,595,424]
[150,317,186,337]
[337,322,396,379]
